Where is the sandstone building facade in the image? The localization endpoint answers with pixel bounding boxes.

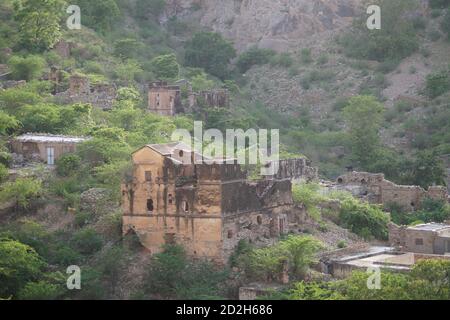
[121,142,317,262]
[389,223,450,255]
[148,81,182,116]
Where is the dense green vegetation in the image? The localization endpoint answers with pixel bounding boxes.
[266,259,450,300]
[340,0,420,62]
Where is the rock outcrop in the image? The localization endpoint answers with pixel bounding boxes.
[163,0,362,52]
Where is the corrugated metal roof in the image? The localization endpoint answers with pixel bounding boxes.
[14,134,90,143]
[408,223,450,232]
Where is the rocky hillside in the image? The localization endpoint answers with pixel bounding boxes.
[163,0,361,52]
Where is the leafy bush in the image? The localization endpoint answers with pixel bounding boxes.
[442,8,450,39]
[429,0,450,9]
[0,178,42,210]
[18,280,63,300]
[14,0,64,51]
[238,235,323,281]
[145,245,228,299]
[405,198,450,224]
[185,32,236,79]
[8,55,45,81]
[72,0,120,33]
[0,238,45,299]
[339,198,389,240]
[113,38,142,60]
[0,111,20,135]
[150,53,180,80]
[56,154,81,177]
[292,183,326,220]
[135,0,166,19]
[271,53,294,68]
[71,228,103,254]
[300,48,313,64]
[0,163,8,183]
[236,46,275,73]
[425,69,450,98]
[340,0,419,61]
[16,103,61,133]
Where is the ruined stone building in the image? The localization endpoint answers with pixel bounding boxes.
[389,223,450,255]
[187,89,230,109]
[121,142,317,262]
[148,81,230,116]
[54,74,117,110]
[10,134,89,165]
[148,81,182,116]
[331,172,448,211]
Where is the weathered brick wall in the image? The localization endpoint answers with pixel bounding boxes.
[335,171,448,211]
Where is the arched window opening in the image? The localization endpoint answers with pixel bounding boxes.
[147,199,154,212]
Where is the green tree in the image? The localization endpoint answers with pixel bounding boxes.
[73,0,120,32]
[145,245,227,299]
[425,69,450,98]
[116,87,142,106]
[343,95,385,168]
[113,38,143,60]
[279,235,323,277]
[0,238,45,299]
[0,87,42,111]
[0,178,42,210]
[339,197,389,240]
[56,154,81,177]
[150,53,180,80]
[288,281,344,300]
[7,55,46,81]
[17,104,61,133]
[336,271,412,300]
[114,60,143,83]
[185,32,236,79]
[71,228,103,254]
[14,0,64,51]
[410,150,446,188]
[0,164,8,183]
[18,280,63,300]
[0,111,20,136]
[236,46,275,73]
[442,8,450,40]
[340,0,419,61]
[135,0,166,19]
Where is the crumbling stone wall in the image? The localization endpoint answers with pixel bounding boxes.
[188,89,230,109]
[265,158,318,182]
[148,81,182,116]
[55,74,116,110]
[334,172,448,211]
[53,40,74,58]
[388,223,407,249]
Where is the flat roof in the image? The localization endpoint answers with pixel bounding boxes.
[14,134,89,144]
[408,223,450,232]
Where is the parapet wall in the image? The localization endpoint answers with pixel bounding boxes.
[335,171,448,211]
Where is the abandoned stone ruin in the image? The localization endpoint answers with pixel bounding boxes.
[187,89,230,109]
[148,81,183,116]
[330,171,448,211]
[121,141,318,263]
[148,80,230,116]
[54,74,117,110]
[10,133,89,166]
